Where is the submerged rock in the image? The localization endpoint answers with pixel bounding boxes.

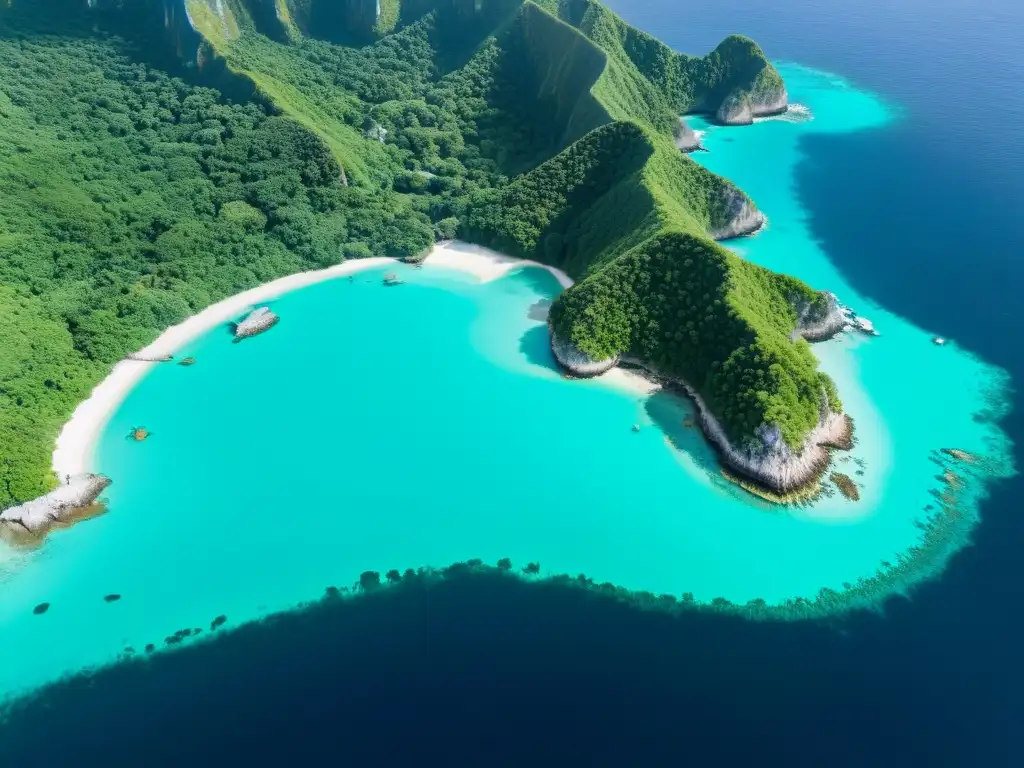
[942,448,978,464]
[210,614,227,630]
[831,472,861,501]
[1,474,111,537]
[233,306,279,340]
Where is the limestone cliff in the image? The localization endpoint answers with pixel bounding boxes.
[793,291,847,342]
[673,117,703,152]
[549,328,852,497]
[550,330,618,376]
[707,182,765,240]
[716,83,788,125]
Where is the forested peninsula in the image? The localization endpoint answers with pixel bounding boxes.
[0,0,848,514]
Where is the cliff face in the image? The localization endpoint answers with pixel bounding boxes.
[673,117,703,152]
[715,82,788,125]
[685,379,851,494]
[707,182,765,240]
[793,291,847,342]
[550,330,618,376]
[549,333,851,496]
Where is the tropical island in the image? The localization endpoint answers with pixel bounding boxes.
[0,0,848,526]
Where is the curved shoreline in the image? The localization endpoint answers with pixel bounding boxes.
[550,300,853,498]
[51,242,574,482]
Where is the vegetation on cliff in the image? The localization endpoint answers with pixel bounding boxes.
[0,0,831,507]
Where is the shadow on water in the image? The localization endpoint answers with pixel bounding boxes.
[643,391,713,469]
[0,569,1018,767]
[795,125,1024,381]
[510,263,567,299]
[518,324,558,370]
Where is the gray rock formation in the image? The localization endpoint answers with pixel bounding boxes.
[550,330,618,377]
[620,356,852,495]
[708,183,766,240]
[1,474,111,535]
[716,86,789,126]
[548,324,853,495]
[234,306,279,339]
[793,291,847,342]
[673,117,704,153]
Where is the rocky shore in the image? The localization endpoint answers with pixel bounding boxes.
[793,291,848,342]
[550,328,852,497]
[234,306,279,340]
[716,86,789,125]
[550,331,619,376]
[708,183,766,240]
[0,473,111,540]
[673,117,706,153]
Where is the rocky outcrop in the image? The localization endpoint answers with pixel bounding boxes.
[548,324,852,496]
[793,291,847,342]
[550,330,618,377]
[708,183,765,240]
[234,306,279,340]
[1,474,111,536]
[673,117,704,153]
[716,85,788,126]
[621,357,852,495]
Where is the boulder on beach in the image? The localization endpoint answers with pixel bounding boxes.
[234,307,279,340]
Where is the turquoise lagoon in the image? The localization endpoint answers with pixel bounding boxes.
[0,64,1013,697]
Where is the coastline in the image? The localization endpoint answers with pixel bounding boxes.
[50,242,577,483]
[424,240,573,289]
[550,328,852,498]
[51,257,393,479]
[48,235,835,508]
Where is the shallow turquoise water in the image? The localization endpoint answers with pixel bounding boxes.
[0,64,1013,698]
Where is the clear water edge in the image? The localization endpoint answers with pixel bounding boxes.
[0,63,1014,699]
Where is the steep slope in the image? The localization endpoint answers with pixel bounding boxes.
[565,1,787,125]
[0,7,430,506]
[0,0,841,506]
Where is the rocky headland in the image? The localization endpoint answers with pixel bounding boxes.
[550,324,853,499]
[673,117,705,153]
[0,473,111,542]
[716,85,789,126]
[792,291,848,342]
[708,183,766,240]
[550,331,619,376]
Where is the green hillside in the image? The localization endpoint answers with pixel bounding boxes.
[0,0,833,508]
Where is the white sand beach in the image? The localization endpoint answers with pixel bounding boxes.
[53,256,390,479]
[426,242,658,395]
[424,240,573,288]
[51,242,604,481]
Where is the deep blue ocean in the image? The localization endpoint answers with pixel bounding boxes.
[2,0,1023,764]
